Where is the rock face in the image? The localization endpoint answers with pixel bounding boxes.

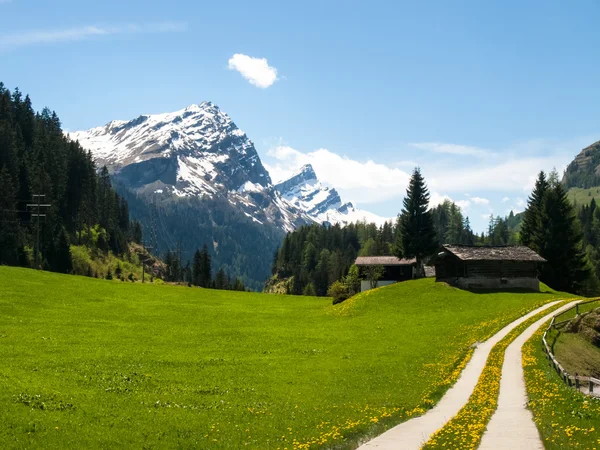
[563,140,600,189]
[274,164,389,226]
[69,102,311,233]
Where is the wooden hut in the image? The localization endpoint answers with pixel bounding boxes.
[354,256,416,292]
[433,245,546,291]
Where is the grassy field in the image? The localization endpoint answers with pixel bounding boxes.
[567,187,600,206]
[524,325,600,449]
[0,267,569,449]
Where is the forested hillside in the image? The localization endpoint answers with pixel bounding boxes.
[0,83,138,275]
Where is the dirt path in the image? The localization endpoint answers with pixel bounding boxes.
[478,300,579,450]
[357,301,564,450]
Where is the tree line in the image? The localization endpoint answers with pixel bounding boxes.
[271,167,596,297]
[164,244,246,291]
[0,83,139,274]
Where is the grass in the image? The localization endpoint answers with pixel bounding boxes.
[422,300,572,450]
[523,324,600,449]
[547,305,600,378]
[0,267,569,449]
[567,187,600,207]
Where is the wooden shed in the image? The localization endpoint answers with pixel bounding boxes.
[433,245,546,291]
[355,256,416,292]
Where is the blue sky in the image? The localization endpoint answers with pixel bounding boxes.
[2,0,600,232]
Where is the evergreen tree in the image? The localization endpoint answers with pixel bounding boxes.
[534,175,591,293]
[520,171,549,247]
[192,248,202,286]
[198,244,212,288]
[397,168,437,275]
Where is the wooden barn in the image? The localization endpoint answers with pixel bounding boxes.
[433,245,546,291]
[355,256,417,292]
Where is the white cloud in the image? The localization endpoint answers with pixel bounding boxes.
[0,22,187,51]
[265,145,410,204]
[429,192,452,208]
[455,200,471,210]
[410,142,492,158]
[428,156,570,193]
[502,196,510,203]
[471,196,490,205]
[228,53,278,88]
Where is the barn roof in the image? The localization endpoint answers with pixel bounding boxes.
[355,256,417,266]
[440,245,546,262]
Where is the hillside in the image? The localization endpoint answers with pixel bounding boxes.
[0,267,569,449]
[563,140,600,190]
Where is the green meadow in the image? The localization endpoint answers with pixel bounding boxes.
[0,267,568,449]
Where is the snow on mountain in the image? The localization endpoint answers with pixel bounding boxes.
[68,102,310,232]
[69,102,388,232]
[275,164,390,226]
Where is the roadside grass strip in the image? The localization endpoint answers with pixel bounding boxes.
[421,301,571,450]
[523,324,600,449]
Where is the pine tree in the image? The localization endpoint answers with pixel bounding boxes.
[534,175,591,293]
[520,171,549,248]
[397,168,437,276]
[192,248,202,286]
[198,244,212,288]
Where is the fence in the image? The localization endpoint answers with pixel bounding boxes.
[541,298,600,396]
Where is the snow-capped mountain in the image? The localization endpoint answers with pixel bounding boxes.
[69,102,388,232]
[275,164,389,226]
[69,102,311,232]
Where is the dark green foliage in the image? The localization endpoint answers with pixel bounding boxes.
[0,166,21,265]
[270,222,381,296]
[0,83,136,273]
[430,200,477,245]
[398,168,438,274]
[522,171,593,294]
[520,171,548,247]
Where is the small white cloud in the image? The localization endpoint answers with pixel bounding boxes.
[228,53,278,88]
[516,197,526,208]
[410,142,492,158]
[502,196,510,203]
[0,22,187,51]
[471,196,490,205]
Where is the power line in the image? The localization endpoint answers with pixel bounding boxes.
[26,194,51,269]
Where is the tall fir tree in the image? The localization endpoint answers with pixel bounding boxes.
[198,244,212,288]
[534,174,591,293]
[397,168,437,275]
[520,171,549,248]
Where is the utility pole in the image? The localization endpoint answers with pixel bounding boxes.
[141,239,153,283]
[26,194,51,269]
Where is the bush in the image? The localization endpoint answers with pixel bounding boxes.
[128,273,135,282]
[328,280,350,305]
